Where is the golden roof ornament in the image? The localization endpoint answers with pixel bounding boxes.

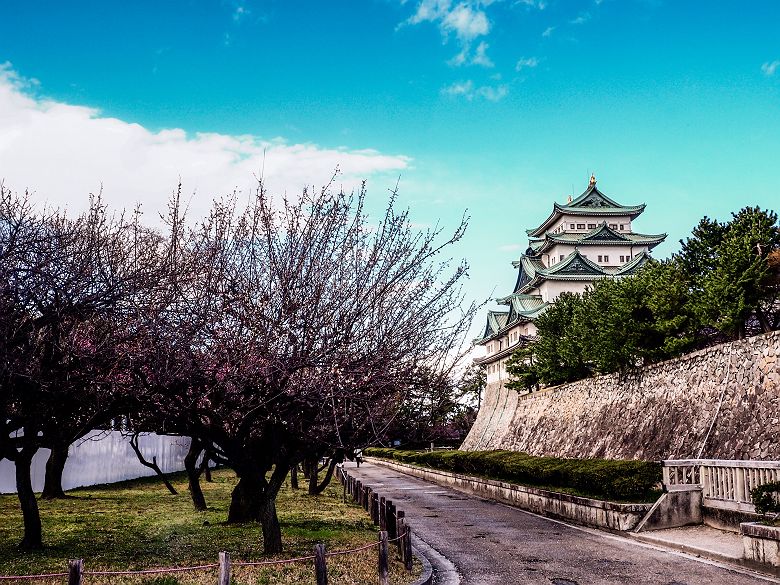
[589,173,597,187]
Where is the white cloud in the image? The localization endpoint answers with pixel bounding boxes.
[442,79,474,97]
[476,84,508,101]
[442,3,490,41]
[233,5,249,22]
[442,79,508,101]
[407,1,490,42]
[0,63,410,220]
[762,60,780,76]
[542,26,555,37]
[498,243,522,252]
[471,42,494,67]
[515,56,539,71]
[449,41,494,68]
[570,12,591,24]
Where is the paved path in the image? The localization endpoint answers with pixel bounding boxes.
[346,461,779,585]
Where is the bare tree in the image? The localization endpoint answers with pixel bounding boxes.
[132,179,475,553]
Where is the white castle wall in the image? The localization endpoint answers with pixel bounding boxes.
[0,431,192,494]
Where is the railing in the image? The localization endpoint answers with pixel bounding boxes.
[662,459,780,512]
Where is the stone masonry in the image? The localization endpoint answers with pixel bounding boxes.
[461,331,780,460]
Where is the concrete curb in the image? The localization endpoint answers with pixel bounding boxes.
[409,545,433,585]
[630,531,780,578]
[629,531,742,566]
[410,535,460,585]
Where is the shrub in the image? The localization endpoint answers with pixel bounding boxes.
[364,448,662,502]
[751,482,780,515]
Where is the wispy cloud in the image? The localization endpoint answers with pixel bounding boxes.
[442,79,508,101]
[762,60,780,76]
[514,0,547,8]
[450,40,494,67]
[233,4,249,22]
[406,0,490,42]
[471,41,494,67]
[0,63,409,219]
[515,56,539,71]
[542,25,555,37]
[570,12,591,24]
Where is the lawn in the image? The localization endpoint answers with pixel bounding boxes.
[0,469,420,584]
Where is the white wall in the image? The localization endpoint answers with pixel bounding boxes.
[0,431,192,494]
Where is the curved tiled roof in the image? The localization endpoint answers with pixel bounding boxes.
[527,183,646,237]
[531,223,666,254]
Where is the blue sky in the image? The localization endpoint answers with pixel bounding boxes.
[1,0,780,333]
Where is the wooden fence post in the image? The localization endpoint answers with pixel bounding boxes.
[372,493,380,525]
[386,501,395,539]
[68,559,83,585]
[401,519,413,572]
[314,543,328,585]
[379,496,387,531]
[378,531,389,585]
[218,551,231,585]
[395,511,405,556]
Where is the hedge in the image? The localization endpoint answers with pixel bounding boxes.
[364,448,662,502]
[751,481,780,516]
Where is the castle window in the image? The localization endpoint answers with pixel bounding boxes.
[604,255,609,263]
[576,223,585,229]
[619,224,625,230]
[609,223,617,229]
[560,254,564,261]
[620,255,625,262]
[587,223,596,229]
[598,255,603,262]
[570,223,575,229]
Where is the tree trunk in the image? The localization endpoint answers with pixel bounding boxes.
[41,443,69,499]
[201,452,213,482]
[307,459,319,495]
[227,475,262,523]
[15,452,43,549]
[290,464,299,489]
[258,494,282,554]
[129,433,178,495]
[184,441,207,511]
[309,456,340,495]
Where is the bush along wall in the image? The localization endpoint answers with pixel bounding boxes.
[364,448,662,503]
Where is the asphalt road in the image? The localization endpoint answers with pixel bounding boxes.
[346,461,778,585]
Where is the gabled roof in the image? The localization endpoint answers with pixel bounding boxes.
[498,293,548,320]
[514,250,613,294]
[527,182,646,237]
[474,294,549,345]
[481,310,510,339]
[613,249,653,276]
[531,223,667,254]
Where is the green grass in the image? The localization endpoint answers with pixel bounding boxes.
[0,469,420,584]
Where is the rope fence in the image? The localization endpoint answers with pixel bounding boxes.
[1,464,416,585]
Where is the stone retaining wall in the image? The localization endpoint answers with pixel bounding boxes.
[462,331,780,460]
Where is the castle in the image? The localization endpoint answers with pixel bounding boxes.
[475,176,666,387]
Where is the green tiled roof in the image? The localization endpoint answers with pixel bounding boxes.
[527,183,646,237]
[474,295,549,344]
[481,310,510,339]
[533,223,666,253]
[613,249,652,275]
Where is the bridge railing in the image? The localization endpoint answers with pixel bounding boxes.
[662,459,780,512]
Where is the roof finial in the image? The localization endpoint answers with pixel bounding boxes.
[589,173,597,187]
[567,194,572,203]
